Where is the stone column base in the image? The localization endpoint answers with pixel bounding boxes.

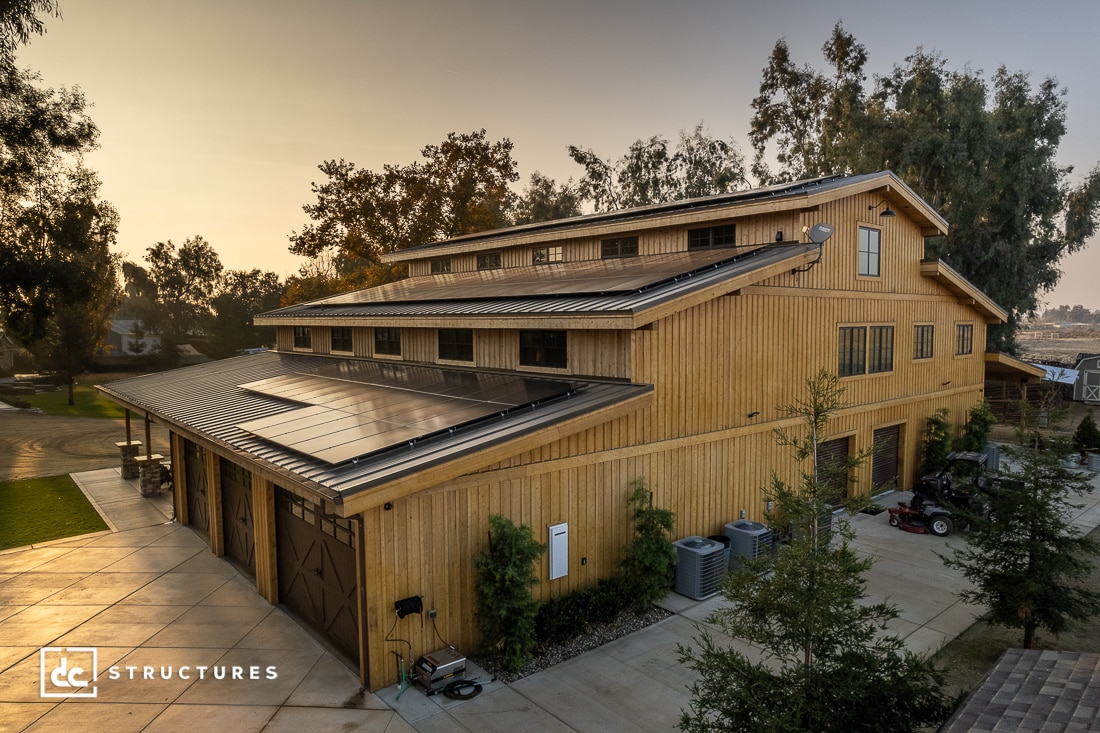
[116,441,143,480]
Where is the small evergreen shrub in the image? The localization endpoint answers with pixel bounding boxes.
[618,479,676,609]
[920,408,953,474]
[474,514,546,671]
[1074,410,1100,451]
[534,578,631,644]
[954,399,995,452]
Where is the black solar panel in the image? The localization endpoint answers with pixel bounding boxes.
[312,248,750,305]
[237,363,579,465]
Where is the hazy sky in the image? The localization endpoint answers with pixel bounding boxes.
[18,0,1100,309]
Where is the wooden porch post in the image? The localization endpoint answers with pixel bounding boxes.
[252,477,279,604]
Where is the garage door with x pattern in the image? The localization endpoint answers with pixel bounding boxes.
[184,439,209,534]
[220,459,255,577]
[275,487,359,661]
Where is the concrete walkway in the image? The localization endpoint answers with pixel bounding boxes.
[2,467,1099,732]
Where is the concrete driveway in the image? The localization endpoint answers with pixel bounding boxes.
[2,466,1099,732]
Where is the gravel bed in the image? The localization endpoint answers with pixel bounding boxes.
[471,605,673,683]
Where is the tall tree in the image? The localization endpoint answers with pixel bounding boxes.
[568,124,748,212]
[679,370,954,732]
[206,268,284,359]
[0,0,59,70]
[123,236,223,367]
[943,440,1100,649]
[513,171,581,225]
[290,129,518,289]
[750,23,1100,351]
[0,65,100,344]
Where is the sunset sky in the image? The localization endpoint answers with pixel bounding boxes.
[18,0,1100,309]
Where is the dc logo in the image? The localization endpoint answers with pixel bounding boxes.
[39,647,98,698]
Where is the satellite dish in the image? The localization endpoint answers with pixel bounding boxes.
[804,224,834,245]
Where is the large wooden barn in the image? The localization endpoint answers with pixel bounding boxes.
[99,171,1007,690]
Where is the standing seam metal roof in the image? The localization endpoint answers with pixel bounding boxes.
[98,352,651,502]
[262,242,817,320]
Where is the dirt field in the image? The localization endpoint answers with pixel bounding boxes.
[0,411,170,482]
[1017,335,1100,366]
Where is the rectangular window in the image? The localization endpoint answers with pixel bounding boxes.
[838,326,866,377]
[840,325,894,376]
[913,325,934,360]
[956,323,974,355]
[519,330,568,369]
[600,236,638,259]
[293,326,312,350]
[477,252,502,270]
[438,328,473,362]
[858,226,881,276]
[687,224,736,250]
[374,327,401,356]
[532,245,563,265]
[330,326,353,353]
[430,258,451,274]
[868,326,894,373]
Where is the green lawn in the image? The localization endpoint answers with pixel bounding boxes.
[15,383,127,419]
[0,475,109,550]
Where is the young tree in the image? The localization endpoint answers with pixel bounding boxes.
[679,369,954,733]
[568,124,748,212]
[942,441,1100,649]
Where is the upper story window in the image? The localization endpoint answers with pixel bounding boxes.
[438,328,473,362]
[430,258,452,274]
[688,224,736,250]
[331,326,353,353]
[532,245,563,265]
[956,323,974,355]
[600,236,638,259]
[913,325,934,360]
[519,330,567,369]
[839,325,894,377]
[293,326,312,350]
[477,252,502,270]
[374,327,401,356]
[858,226,881,276]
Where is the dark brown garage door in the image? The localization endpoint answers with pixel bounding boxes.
[184,439,209,534]
[220,459,255,577]
[816,436,851,506]
[872,424,902,491]
[275,487,359,661]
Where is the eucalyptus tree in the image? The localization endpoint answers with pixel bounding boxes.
[750,22,1100,351]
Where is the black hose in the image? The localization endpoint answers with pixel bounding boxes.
[442,679,483,700]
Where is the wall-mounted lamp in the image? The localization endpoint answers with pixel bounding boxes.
[775,230,783,242]
[868,200,897,218]
[747,411,761,418]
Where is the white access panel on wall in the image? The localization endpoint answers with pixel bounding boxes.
[548,522,568,580]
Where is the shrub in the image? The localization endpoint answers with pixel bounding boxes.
[535,578,631,644]
[920,408,953,474]
[1074,410,1100,451]
[954,399,995,452]
[618,479,676,609]
[474,514,545,671]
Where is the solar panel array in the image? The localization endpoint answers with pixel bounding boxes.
[313,248,750,305]
[237,361,578,465]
